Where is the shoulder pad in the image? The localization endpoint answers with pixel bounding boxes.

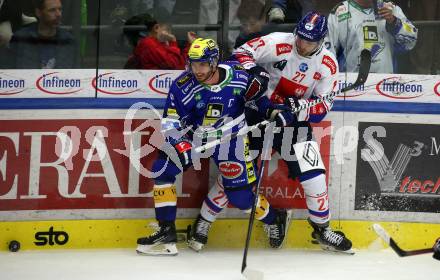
[176,72,193,89]
[321,54,338,75]
[221,60,244,70]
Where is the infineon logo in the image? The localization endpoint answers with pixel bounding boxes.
[36,72,82,95]
[376,77,423,99]
[434,82,440,97]
[0,75,26,95]
[92,72,140,95]
[148,73,174,95]
[337,80,365,98]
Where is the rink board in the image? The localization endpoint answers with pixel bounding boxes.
[1,219,440,251]
[1,104,440,251]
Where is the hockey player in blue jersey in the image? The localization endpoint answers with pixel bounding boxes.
[136,38,291,256]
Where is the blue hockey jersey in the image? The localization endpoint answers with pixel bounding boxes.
[161,60,253,144]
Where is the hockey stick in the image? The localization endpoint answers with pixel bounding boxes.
[195,49,371,153]
[241,125,274,279]
[373,224,434,257]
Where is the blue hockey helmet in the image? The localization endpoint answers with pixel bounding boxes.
[295,11,328,42]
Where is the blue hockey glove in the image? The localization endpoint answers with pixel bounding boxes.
[266,104,296,127]
[245,65,270,101]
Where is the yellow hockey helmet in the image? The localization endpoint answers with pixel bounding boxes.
[188,38,220,66]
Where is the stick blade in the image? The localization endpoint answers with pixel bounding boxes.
[242,268,265,280]
[241,260,247,274]
[373,223,391,245]
[340,48,371,93]
[357,49,372,84]
[373,224,406,257]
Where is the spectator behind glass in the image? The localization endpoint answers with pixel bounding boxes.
[233,0,304,49]
[326,0,417,73]
[122,12,156,69]
[402,0,440,74]
[0,0,37,47]
[9,0,77,69]
[133,15,196,70]
[268,0,315,23]
[234,0,270,49]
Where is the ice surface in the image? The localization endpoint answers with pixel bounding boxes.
[1,248,439,280]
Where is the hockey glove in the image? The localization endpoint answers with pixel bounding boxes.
[285,96,317,122]
[245,65,270,101]
[174,140,192,171]
[266,104,296,127]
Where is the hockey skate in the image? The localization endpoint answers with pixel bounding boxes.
[308,218,354,254]
[136,221,178,256]
[263,209,292,249]
[188,214,212,252]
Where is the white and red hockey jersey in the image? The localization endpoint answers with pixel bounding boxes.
[233,32,338,123]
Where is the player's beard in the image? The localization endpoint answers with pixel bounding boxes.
[195,66,216,84]
[296,38,323,57]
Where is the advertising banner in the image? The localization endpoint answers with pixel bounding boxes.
[0,70,181,99]
[355,122,440,212]
[1,70,439,104]
[0,115,331,214]
[336,73,440,103]
[0,119,209,211]
[0,70,96,98]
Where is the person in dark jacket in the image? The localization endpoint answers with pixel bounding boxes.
[9,0,77,69]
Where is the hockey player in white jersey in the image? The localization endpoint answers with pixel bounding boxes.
[136,38,290,256]
[188,11,353,253]
[326,0,417,73]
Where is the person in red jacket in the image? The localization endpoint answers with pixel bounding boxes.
[134,16,196,70]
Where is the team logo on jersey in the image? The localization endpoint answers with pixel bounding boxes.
[196,101,206,109]
[363,25,384,59]
[363,26,378,43]
[313,72,321,80]
[276,43,293,56]
[299,63,308,72]
[322,55,337,74]
[273,59,287,71]
[203,103,223,125]
[210,85,222,92]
